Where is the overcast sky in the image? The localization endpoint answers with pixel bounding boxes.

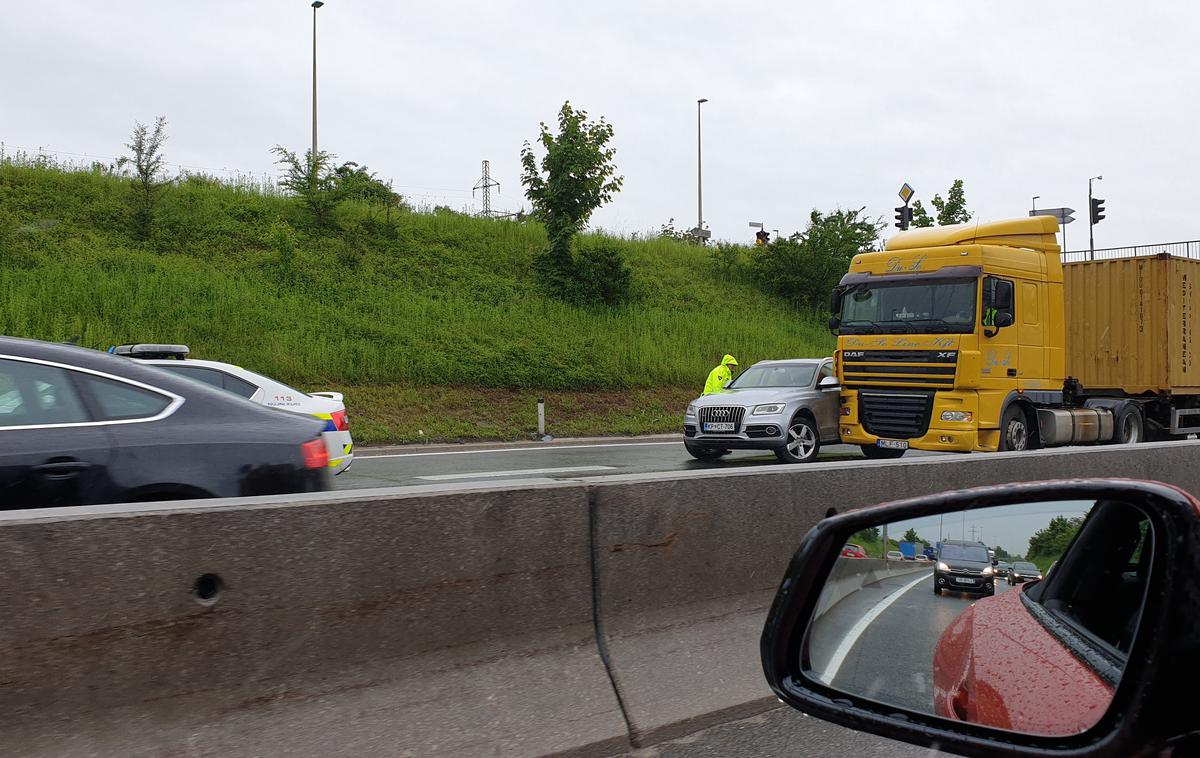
[5,2,1198,249]
[885,500,1094,558]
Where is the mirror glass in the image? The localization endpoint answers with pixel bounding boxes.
[806,499,1153,737]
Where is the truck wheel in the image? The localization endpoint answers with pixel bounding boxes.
[775,417,821,463]
[999,406,1032,452]
[1113,405,1144,445]
[861,444,906,459]
[685,443,728,460]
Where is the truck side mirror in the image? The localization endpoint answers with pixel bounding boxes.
[827,316,841,333]
[994,312,1014,328]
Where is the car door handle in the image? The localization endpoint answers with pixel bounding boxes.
[32,461,93,480]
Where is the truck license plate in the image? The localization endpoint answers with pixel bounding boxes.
[878,439,908,450]
[703,422,736,433]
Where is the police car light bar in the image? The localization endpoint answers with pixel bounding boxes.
[110,344,190,360]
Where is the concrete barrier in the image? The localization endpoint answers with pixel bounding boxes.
[1,441,1198,756]
[813,558,932,619]
[588,441,1200,746]
[0,485,628,758]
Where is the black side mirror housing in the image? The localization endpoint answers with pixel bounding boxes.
[995,312,1015,328]
[760,479,1200,757]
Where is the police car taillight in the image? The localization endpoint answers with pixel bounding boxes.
[301,438,329,469]
[331,409,349,431]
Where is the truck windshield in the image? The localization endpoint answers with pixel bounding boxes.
[839,277,977,334]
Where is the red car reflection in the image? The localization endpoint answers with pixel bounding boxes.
[932,585,1112,735]
[841,543,868,559]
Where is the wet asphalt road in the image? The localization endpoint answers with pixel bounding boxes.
[809,569,1017,715]
[335,439,943,490]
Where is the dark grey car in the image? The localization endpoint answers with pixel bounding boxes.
[683,358,840,464]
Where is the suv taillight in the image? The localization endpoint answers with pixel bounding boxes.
[301,438,329,469]
[331,409,349,431]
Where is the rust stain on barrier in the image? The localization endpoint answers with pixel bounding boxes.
[610,532,679,552]
[607,511,710,553]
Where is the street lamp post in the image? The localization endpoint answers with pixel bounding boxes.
[1088,175,1103,260]
[311,1,324,161]
[696,98,708,241]
[1032,195,1040,212]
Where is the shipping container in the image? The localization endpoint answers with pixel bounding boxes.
[1064,254,1200,395]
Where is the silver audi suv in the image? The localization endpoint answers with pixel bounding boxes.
[683,358,840,463]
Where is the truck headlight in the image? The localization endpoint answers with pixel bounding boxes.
[940,411,973,422]
[752,403,786,415]
[685,404,697,417]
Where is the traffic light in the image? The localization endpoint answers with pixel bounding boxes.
[894,205,913,230]
[755,230,770,246]
[1090,197,1106,225]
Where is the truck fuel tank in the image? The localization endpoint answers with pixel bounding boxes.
[1036,407,1114,446]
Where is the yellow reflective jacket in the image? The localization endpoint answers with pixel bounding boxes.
[703,355,739,395]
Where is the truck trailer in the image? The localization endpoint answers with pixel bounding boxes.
[829,216,1200,454]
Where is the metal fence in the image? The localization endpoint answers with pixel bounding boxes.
[1063,239,1200,263]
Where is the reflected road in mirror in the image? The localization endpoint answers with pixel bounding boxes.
[804,498,1153,737]
[809,566,1016,714]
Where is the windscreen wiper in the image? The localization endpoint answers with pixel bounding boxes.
[841,320,917,334]
[902,318,966,333]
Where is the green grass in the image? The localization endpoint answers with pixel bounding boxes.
[0,161,834,441]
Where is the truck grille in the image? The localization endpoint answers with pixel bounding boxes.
[843,349,957,389]
[859,391,934,439]
[698,406,745,432]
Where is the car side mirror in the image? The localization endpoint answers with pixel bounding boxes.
[992,558,999,566]
[761,479,1199,756]
[818,376,840,390]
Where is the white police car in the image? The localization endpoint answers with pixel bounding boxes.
[111,344,354,474]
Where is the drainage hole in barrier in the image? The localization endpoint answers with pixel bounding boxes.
[193,573,224,606]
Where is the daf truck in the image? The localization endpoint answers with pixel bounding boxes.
[829,216,1200,455]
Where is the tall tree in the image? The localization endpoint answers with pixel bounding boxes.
[520,101,627,304]
[1026,515,1085,562]
[911,200,934,228]
[117,116,169,240]
[902,528,926,544]
[271,146,340,228]
[750,208,883,310]
[910,179,972,228]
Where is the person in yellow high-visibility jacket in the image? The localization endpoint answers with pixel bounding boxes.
[703,354,739,395]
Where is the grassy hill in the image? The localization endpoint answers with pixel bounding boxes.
[0,161,833,443]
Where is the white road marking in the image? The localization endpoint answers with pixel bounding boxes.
[817,572,930,685]
[414,465,617,481]
[356,441,681,460]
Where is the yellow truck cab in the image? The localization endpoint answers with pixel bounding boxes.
[831,216,1200,457]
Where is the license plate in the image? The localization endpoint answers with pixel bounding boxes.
[877,439,908,450]
[703,422,736,433]
[954,577,977,585]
